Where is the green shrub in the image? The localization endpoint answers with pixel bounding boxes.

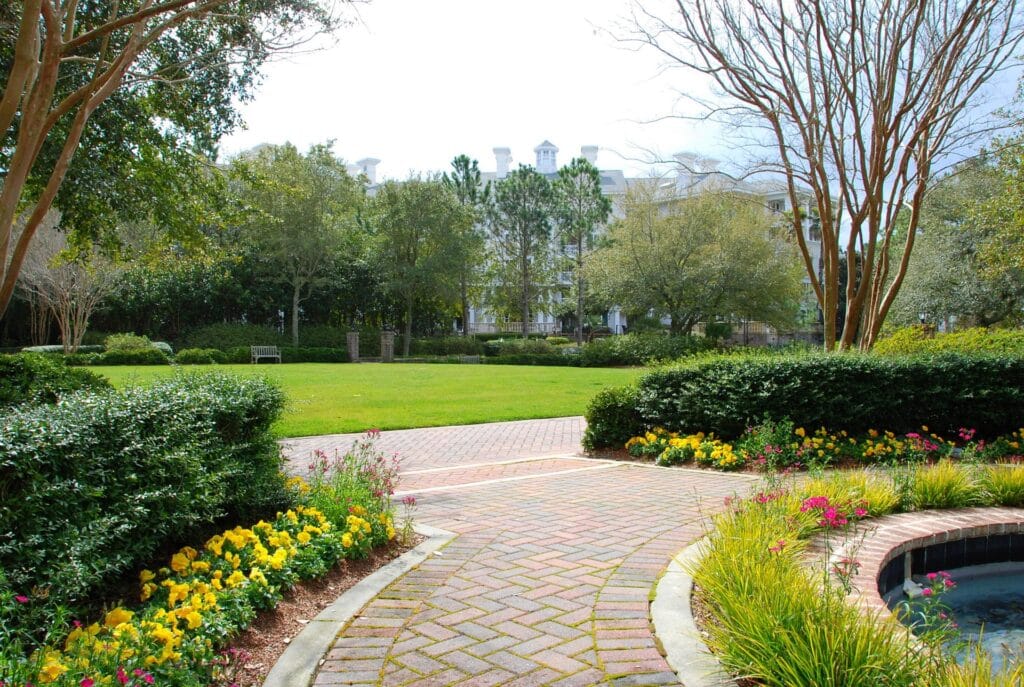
[579,333,715,367]
[97,348,170,365]
[20,345,104,354]
[103,333,154,352]
[546,336,571,345]
[875,326,1024,357]
[483,338,557,356]
[483,353,579,366]
[0,354,110,408]
[280,346,347,363]
[409,336,484,356]
[582,385,644,451]
[632,353,1024,441]
[174,348,228,364]
[176,322,290,350]
[0,372,288,626]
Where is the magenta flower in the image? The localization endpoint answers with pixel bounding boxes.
[14,595,28,603]
[116,667,128,685]
[926,572,938,581]
[922,588,933,597]
[81,679,95,687]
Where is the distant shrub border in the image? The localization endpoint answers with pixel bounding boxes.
[874,325,1024,357]
[584,353,1024,450]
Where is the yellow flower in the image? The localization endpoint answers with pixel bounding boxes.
[104,607,134,628]
[191,560,210,573]
[170,552,190,573]
[342,532,354,548]
[37,659,68,683]
[140,583,157,601]
[297,531,312,545]
[139,569,156,583]
[350,505,367,517]
[185,611,203,629]
[795,427,806,438]
[226,570,246,588]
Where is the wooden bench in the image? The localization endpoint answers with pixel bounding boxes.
[251,345,281,364]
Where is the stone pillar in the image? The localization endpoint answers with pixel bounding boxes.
[380,330,395,363]
[346,331,359,362]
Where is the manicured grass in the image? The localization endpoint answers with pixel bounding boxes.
[92,363,644,437]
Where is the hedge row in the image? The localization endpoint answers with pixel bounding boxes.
[874,326,1024,356]
[0,354,111,408]
[0,372,289,626]
[583,353,1024,450]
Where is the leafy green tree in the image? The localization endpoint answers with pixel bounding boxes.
[230,142,365,346]
[554,157,612,344]
[891,155,1024,328]
[0,0,340,320]
[368,177,475,356]
[488,166,557,338]
[586,182,804,334]
[442,155,490,337]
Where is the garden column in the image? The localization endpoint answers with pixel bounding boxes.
[347,331,360,363]
[381,330,395,363]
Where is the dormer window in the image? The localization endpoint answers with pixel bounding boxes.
[767,199,785,213]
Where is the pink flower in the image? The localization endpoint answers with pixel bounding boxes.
[854,508,867,517]
[922,588,933,597]
[116,667,128,685]
[926,572,938,581]
[81,679,95,687]
[14,595,28,603]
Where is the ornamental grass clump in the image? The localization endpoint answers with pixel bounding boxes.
[911,459,984,510]
[981,463,1024,507]
[693,494,931,686]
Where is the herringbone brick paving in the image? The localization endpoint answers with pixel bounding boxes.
[281,418,755,686]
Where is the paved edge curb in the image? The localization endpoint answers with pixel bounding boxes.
[262,523,457,687]
[651,538,736,687]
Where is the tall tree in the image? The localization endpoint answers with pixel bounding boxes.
[586,182,804,334]
[17,212,119,352]
[554,157,612,345]
[630,0,1024,349]
[0,0,340,320]
[442,155,490,337]
[369,177,474,356]
[230,142,365,346]
[488,166,556,338]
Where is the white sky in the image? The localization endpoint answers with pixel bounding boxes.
[218,0,724,181]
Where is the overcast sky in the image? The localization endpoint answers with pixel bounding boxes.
[218,0,724,180]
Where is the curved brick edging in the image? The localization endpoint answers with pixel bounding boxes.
[833,507,1024,615]
[263,524,456,687]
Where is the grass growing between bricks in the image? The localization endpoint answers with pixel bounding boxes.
[92,363,645,437]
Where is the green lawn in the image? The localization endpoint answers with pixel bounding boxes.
[92,363,644,438]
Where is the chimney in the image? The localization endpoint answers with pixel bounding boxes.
[581,145,598,165]
[356,158,380,185]
[493,147,512,178]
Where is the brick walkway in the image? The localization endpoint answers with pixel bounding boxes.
[281,418,756,686]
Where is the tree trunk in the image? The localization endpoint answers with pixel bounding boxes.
[575,236,584,345]
[460,272,470,337]
[521,250,530,339]
[291,281,301,346]
[403,295,413,357]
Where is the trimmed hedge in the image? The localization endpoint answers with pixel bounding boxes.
[174,348,228,364]
[579,333,716,367]
[584,353,1024,449]
[484,353,580,366]
[409,336,485,356]
[0,372,289,623]
[874,326,1024,356]
[582,385,643,451]
[0,354,110,408]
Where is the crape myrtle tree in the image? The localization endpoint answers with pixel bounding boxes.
[629,0,1024,349]
[0,0,343,320]
[230,142,365,346]
[369,176,474,357]
[554,157,612,345]
[442,155,491,337]
[586,181,804,334]
[488,166,557,339]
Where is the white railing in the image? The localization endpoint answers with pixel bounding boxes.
[468,322,562,335]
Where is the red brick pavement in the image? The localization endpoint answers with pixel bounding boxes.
[281,420,756,686]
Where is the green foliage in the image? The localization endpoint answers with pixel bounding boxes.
[981,464,1024,507]
[178,322,290,350]
[582,385,643,451]
[96,348,170,365]
[103,333,155,352]
[579,333,715,367]
[585,182,804,334]
[875,326,1024,356]
[280,347,347,363]
[174,348,228,365]
[910,459,983,509]
[409,337,484,356]
[483,353,579,366]
[0,353,110,408]
[483,338,557,356]
[0,372,288,626]
[634,353,1024,440]
[545,336,571,345]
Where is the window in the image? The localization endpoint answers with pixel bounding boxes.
[767,199,785,213]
